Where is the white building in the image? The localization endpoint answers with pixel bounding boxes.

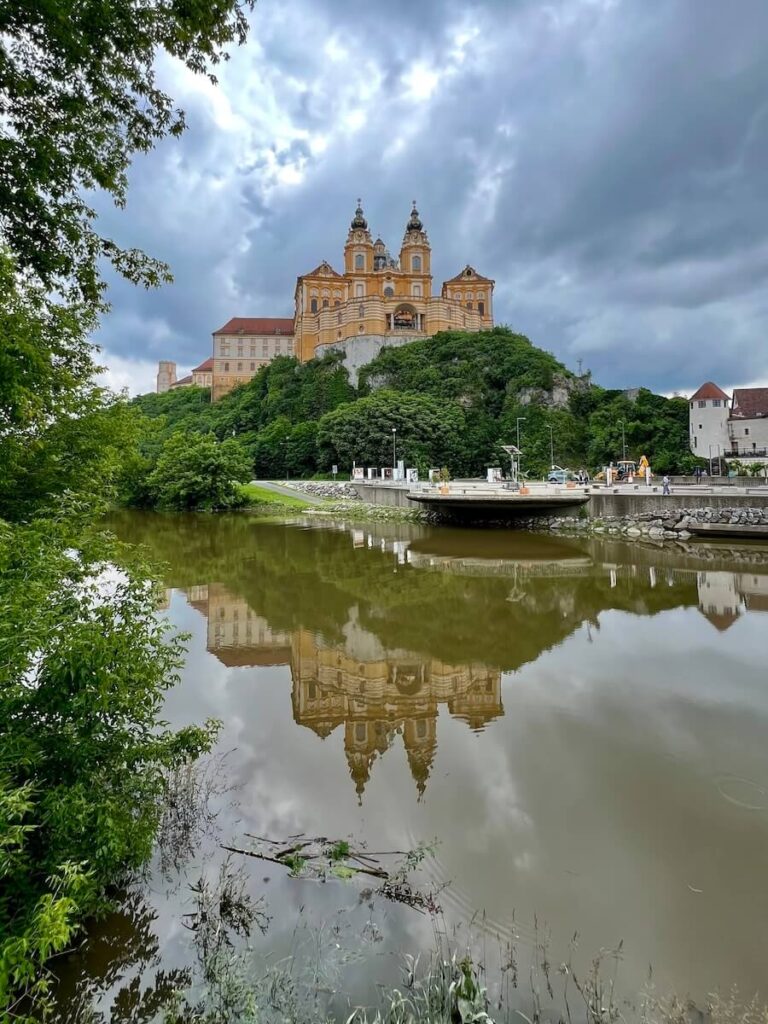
[689,382,768,466]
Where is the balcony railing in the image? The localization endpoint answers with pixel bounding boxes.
[728,448,768,458]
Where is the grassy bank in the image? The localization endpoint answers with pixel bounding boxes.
[239,483,315,511]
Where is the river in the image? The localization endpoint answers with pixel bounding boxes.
[52,511,768,1020]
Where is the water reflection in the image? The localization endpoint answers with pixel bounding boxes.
[84,511,768,1009]
[137,513,768,802]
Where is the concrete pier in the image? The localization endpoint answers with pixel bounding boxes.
[353,480,768,518]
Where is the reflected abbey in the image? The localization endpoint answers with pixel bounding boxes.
[149,517,768,800]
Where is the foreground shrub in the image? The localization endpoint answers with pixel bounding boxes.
[0,512,216,1018]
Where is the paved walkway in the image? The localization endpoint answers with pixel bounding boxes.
[250,480,327,505]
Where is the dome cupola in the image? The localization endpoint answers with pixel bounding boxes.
[351,199,368,230]
[406,200,423,233]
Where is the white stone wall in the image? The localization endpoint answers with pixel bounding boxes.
[315,334,422,385]
[728,416,768,457]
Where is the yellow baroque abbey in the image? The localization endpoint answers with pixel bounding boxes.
[293,200,494,370]
[157,200,495,397]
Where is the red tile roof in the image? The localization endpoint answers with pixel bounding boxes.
[213,317,294,336]
[192,357,214,373]
[731,387,768,418]
[690,381,730,401]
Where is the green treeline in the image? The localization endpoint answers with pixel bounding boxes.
[0,1,252,1017]
[128,326,697,496]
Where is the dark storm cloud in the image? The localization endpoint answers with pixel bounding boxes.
[95,0,768,395]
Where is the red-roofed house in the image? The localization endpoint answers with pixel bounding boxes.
[192,357,214,388]
[689,382,768,466]
[211,317,295,400]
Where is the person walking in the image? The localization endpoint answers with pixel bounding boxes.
[662,474,671,496]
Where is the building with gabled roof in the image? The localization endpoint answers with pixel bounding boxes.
[689,382,768,466]
[293,200,494,380]
[157,200,494,397]
[210,317,295,400]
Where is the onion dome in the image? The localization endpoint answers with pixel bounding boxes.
[406,200,423,233]
[351,198,368,230]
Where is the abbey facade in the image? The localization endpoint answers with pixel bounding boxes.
[157,200,494,397]
[293,201,494,380]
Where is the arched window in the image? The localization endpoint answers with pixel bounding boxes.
[355,283,364,297]
[412,284,422,297]
[358,304,365,317]
[412,255,421,272]
[478,301,485,316]
[455,292,462,301]
[467,301,473,310]
[337,311,342,324]
[355,253,364,270]
[322,298,329,308]
[334,300,340,307]
[384,285,394,298]
[310,298,318,313]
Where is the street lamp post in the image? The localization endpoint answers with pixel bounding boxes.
[548,424,555,468]
[618,420,627,461]
[516,417,526,481]
[392,427,397,478]
[285,436,290,481]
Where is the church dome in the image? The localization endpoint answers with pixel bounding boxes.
[351,199,368,230]
[406,201,423,233]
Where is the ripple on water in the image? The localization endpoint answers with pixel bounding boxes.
[716,775,768,811]
[402,822,539,949]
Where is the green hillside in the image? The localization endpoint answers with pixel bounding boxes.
[130,328,694,482]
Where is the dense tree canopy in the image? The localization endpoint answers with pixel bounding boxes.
[0,0,255,303]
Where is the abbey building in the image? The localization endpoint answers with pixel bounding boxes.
[293,201,494,377]
[157,200,494,397]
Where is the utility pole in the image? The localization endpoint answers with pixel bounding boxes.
[577,358,583,376]
[392,427,397,474]
[548,424,554,468]
[618,420,626,460]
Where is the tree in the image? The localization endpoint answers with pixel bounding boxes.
[0,515,215,1018]
[317,391,468,474]
[0,0,255,303]
[145,431,251,510]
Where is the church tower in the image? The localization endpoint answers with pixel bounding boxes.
[399,201,432,298]
[343,199,374,274]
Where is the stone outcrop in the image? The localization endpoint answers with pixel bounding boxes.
[516,372,590,410]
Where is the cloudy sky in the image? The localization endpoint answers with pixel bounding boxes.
[95,0,768,397]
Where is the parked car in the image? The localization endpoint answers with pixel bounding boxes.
[547,466,573,484]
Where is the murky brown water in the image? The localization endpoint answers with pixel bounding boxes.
[52,512,768,1019]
